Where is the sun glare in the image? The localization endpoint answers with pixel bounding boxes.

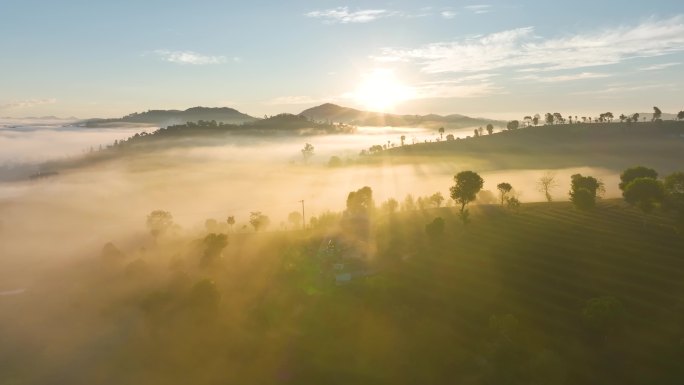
[353,69,415,113]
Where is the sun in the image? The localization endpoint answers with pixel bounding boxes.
[353,69,415,112]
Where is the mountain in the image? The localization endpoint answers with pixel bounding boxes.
[299,103,504,129]
[81,107,258,128]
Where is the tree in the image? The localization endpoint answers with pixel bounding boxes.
[201,233,228,266]
[400,135,406,146]
[553,112,563,124]
[496,182,513,206]
[146,210,174,238]
[623,178,665,213]
[532,114,540,126]
[664,172,684,198]
[226,216,235,232]
[652,106,662,121]
[569,174,603,209]
[446,134,455,141]
[425,217,445,238]
[523,116,532,127]
[506,120,519,130]
[619,166,658,191]
[478,126,484,136]
[328,156,342,167]
[632,113,639,122]
[486,123,494,134]
[429,192,445,207]
[450,171,484,213]
[678,111,684,120]
[380,198,399,214]
[249,211,270,231]
[301,143,314,163]
[346,186,374,214]
[288,211,302,229]
[545,113,554,125]
[438,126,445,140]
[473,129,479,137]
[537,172,558,202]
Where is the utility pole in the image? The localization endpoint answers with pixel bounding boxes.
[299,200,305,230]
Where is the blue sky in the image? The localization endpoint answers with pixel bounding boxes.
[1,0,683,119]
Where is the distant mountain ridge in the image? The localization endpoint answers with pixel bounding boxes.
[299,103,505,129]
[81,107,258,128]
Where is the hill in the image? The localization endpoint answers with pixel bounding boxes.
[80,106,258,128]
[379,120,684,173]
[300,103,504,129]
[4,198,683,384]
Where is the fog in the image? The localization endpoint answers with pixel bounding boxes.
[0,124,641,384]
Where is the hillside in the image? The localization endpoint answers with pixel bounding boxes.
[380,120,684,173]
[80,106,258,128]
[300,103,504,129]
[3,198,683,384]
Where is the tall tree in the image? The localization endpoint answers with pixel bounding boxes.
[652,106,662,121]
[301,143,315,163]
[623,178,665,213]
[537,172,558,202]
[545,113,554,125]
[486,123,494,134]
[619,166,658,192]
[438,126,445,140]
[533,113,540,126]
[450,171,484,213]
[569,174,604,209]
[506,120,519,130]
[677,111,684,120]
[496,182,513,206]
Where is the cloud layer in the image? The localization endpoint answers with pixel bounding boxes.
[375,16,684,74]
[154,50,229,65]
[0,98,57,110]
[305,7,389,24]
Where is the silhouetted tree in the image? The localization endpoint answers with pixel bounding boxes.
[677,111,684,120]
[569,174,603,209]
[473,129,479,137]
[619,166,658,192]
[380,198,399,214]
[201,233,228,266]
[430,192,445,207]
[446,134,455,141]
[249,211,270,231]
[400,135,406,146]
[450,171,484,213]
[652,106,662,121]
[623,178,665,213]
[545,113,554,125]
[632,113,640,122]
[497,182,513,206]
[506,120,519,130]
[478,126,484,136]
[226,216,235,232]
[301,143,315,163]
[537,172,558,202]
[553,112,563,124]
[346,186,374,214]
[523,116,532,127]
[486,123,494,134]
[425,217,445,238]
[438,126,445,140]
[328,156,342,167]
[146,210,174,238]
[532,114,540,126]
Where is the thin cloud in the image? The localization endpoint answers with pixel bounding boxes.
[0,98,57,110]
[153,50,229,65]
[441,11,457,19]
[517,72,611,83]
[571,83,673,96]
[464,5,492,14]
[305,7,388,24]
[639,62,680,70]
[374,16,684,74]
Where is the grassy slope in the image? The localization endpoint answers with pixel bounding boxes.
[3,199,683,384]
[381,121,684,173]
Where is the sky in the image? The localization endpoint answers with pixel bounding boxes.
[1,0,684,119]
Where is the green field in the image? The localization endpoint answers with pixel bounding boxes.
[2,198,683,385]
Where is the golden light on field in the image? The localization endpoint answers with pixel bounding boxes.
[352,69,415,113]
